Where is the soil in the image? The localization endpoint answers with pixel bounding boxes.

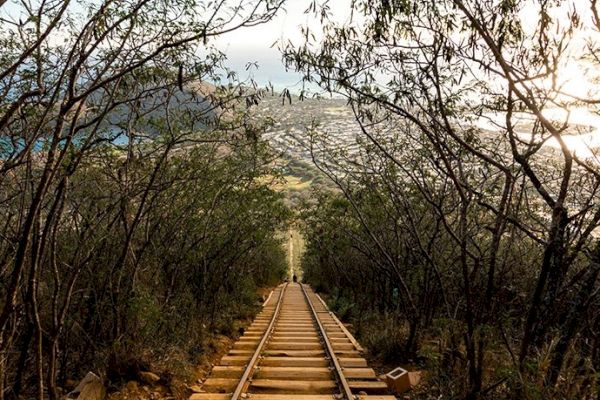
[107,287,276,400]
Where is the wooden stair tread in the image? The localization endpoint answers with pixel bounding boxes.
[191,284,393,400]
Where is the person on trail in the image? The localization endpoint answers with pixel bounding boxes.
[292,274,297,283]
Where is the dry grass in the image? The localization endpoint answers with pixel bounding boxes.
[265,175,312,191]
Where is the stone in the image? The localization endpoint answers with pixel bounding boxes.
[189,385,204,393]
[408,371,422,387]
[67,372,105,400]
[139,371,160,384]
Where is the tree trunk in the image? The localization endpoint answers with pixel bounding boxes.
[12,321,34,398]
[520,206,568,367]
[545,243,600,387]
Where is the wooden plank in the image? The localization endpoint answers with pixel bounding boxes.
[315,292,364,352]
[348,380,389,394]
[219,356,250,366]
[260,357,329,367]
[273,327,315,332]
[249,379,337,394]
[228,349,255,355]
[271,332,320,338]
[191,395,396,400]
[191,284,393,400]
[330,342,355,350]
[271,336,320,341]
[332,349,361,357]
[233,342,260,350]
[210,366,244,378]
[269,338,320,343]
[254,366,332,380]
[267,343,324,350]
[339,357,367,367]
[341,367,377,379]
[331,338,352,344]
[201,378,238,392]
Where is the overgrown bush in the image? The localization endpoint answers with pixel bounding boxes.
[0,129,290,398]
[301,184,599,399]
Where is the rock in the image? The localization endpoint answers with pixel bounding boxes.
[67,372,105,400]
[77,381,105,400]
[139,371,160,384]
[126,381,139,392]
[189,385,204,393]
[408,371,422,387]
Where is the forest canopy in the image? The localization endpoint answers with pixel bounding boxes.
[0,1,289,399]
[0,0,599,399]
[287,0,600,399]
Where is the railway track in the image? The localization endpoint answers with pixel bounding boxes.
[191,282,395,400]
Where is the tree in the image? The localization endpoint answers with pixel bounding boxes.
[0,1,286,399]
[287,0,600,397]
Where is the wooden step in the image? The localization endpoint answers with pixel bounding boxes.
[339,357,368,367]
[191,395,396,400]
[269,338,321,343]
[254,366,333,380]
[260,357,329,367]
[267,342,324,350]
[349,380,389,394]
[261,349,326,357]
[249,379,337,394]
[191,284,392,400]
[271,335,320,341]
[201,378,238,392]
[340,367,377,379]
[219,355,250,366]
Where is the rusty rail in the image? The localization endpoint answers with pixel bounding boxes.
[230,283,288,400]
[300,283,354,400]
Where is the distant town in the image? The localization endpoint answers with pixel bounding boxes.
[255,94,362,163]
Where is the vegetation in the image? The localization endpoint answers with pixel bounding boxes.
[2,0,600,399]
[289,0,600,399]
[0,0,288,399]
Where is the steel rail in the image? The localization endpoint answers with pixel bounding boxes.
[230,283,288,400]
[315,292,364,352]
[300,283,354,400]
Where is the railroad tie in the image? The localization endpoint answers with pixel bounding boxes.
[191,283,394,400]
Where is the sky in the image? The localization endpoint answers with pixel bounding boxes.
[210,0,595,96]
[2,0,594,98]
[211,0,353,92]
[211,1,313,90]
[1,0,353,94]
